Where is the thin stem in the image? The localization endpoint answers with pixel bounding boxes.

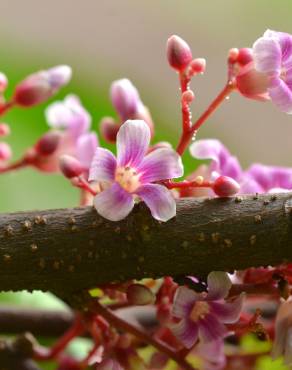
[34,315,84,361]
[90,299,196,370]
[164,179,212,190]
[76,177,97,196]
[179,73,192,132]
[176,82,236,156]
[0,158,28,174]
[0,101,14,116]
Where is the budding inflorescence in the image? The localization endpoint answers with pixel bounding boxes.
[1,29,292,370]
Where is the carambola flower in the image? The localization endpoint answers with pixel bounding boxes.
[89,120,183,222]
[253,30,292,113]
[170,271,244,349]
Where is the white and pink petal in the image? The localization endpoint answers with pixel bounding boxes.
[206,271,232,301]
[116,120,150,167]
[136,183,176,222]
[209,293,245,324]
[170,319,198,349]
[138,147,183,183]
[93,183,134,221]
[172,286,199,318]
[89,148,117,183]
[253,36,281,75]
[268,77,292,113]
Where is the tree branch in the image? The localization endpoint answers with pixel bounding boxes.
[0,193,292,294]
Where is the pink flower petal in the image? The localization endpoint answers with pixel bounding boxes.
[198,314,227,342]
[76,132,98,169]
[136,183,176,222]
[138,147,183,183]
[172,286,199,318]
[209,293,245,324]
[253,36,281,74]
[206,272,232,301]
[93,183,134,221]
[189,139,241,181]
[268,77,292,113]
[89,148,117,182]
[170,319,198,349]
[116,120,150,167]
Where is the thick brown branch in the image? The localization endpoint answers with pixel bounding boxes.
[0,193,292,294]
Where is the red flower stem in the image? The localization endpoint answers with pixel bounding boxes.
[0,101,14,116]
[179,73,192,132]
[79,341,100,368]
[164,179,213,190]
[77,177,97,196]
[34,316,85,361]
[90,299,196,370]
[0,158,28,174]
[176,81,236,156]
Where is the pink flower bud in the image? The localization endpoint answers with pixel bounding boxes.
[182,90,195,104]
[166,35,193,71]
[14,65,72,107]
[0,123,10,137]
[59,155,84,178]
[0,72,8,92]
[126,283,155,305]
[237,48,253,66]
[228,48,239,64]
[100,117,120,143]
[190,58,206,74]
[35,131,62,156]
[110,79,141,120]
[236,62,270,101]
[212,175,240,197]
[0,142,12,161]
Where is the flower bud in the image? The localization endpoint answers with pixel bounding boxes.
[237,48,253,66]
[14,65,72,107]
[35,131,62,156]
[0,142,12,161]
[0,123,10,137]
[100,117,120,143]
[166,35,192,71]
[110,79,141,120]
[182,90,195,104]
[0,72,8,92]
[59,155,84,178]
[236,62,269,101]
[228,48,239,64]
[126,283,155,305]
[190,58,206,74]
[212,175,240,197]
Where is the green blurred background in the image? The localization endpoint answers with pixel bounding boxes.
[0,1,292,368]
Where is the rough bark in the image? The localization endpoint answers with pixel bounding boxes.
[0,193,292,294]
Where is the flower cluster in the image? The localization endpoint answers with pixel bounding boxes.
[2,29,292,369]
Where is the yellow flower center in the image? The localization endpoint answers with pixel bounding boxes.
[189,301,210,322]
[281,67,287,81]
[115,166,141,193]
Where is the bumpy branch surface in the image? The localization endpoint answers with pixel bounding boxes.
[0,193,292,294]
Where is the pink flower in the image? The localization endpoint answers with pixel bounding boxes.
[89,120,183,222]
[192,340,226,370]
[41,94,98,172]
[170,271,244,349]
[95,359,124,370]
[190,139,292,194]
[253,30,292,113]
[272,299,292,365]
